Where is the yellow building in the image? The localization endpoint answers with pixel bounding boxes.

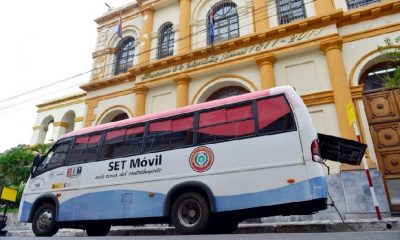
[32,0,400,214]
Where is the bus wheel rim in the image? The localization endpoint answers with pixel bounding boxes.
[37,210,53,230]
[177,199,202,228]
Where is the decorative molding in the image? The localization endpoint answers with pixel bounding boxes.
[320,37,343,52]
[36,93,86,108]
[92,47,116,58]
[75,116,84,122]
[80,72,135,92]
[337,0,400,27]
[301,90,335,106]
[342,22,400,43]
[36,93,86,113]
[86,88,135,102]
[351,85,364,99]
[174,74,191,86]
[255,53,276,66]
[133,85,149,95]
[53,121,69,128]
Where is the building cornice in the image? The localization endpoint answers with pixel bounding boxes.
[36,93,87,113]
[80,72,135,92]
[301,90,335,106]
[337,0,400,27]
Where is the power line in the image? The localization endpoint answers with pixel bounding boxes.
[0,0,316,111]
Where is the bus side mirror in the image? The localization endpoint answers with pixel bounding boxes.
[33,155,42,167]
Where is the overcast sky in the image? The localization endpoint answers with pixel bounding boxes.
[0,0,134,152]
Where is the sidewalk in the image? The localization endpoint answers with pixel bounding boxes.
[5,217,399,237]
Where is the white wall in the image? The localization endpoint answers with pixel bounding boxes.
[275,50,332,95]
[146,84,176,114]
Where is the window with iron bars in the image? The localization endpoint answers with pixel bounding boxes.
[207,0,239,45]
[276,0,306,25]
[346,0,380,10]
[157,22,174,59]
[114,37,135,75]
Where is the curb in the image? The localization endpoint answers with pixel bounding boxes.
[5,218,399,237]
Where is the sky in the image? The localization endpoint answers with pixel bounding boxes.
[0,0,134,152]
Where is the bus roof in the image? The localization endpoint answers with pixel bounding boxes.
[60,85,298,139]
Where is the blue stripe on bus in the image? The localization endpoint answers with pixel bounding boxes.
[50,176,326,221]
[214,176,327,212]
[19,201,32,222]
[58,190,166,221]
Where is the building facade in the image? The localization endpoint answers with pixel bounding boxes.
[32,0,400,214]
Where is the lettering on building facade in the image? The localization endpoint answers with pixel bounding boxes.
[139,27,327,81]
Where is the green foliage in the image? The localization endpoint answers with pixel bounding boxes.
[0,143,50,206]
[378,36,400,88]
[0,145,33,187]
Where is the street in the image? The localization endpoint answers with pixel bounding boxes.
[4,231,400,240]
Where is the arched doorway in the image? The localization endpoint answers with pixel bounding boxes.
[37,115,54,144]
[110,112,129,122]
[98,108,131,125]
[61,110,76,134]
[360,62,398,91]
[206,86,249,101]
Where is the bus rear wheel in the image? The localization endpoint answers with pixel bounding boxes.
[171,192,210,234]
[32,203,59,237]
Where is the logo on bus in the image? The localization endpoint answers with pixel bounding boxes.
[189,146,214,172]
[67,166,82,178]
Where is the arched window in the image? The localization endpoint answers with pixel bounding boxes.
[276,0,306,25]
[206,86,249,101]
[158,22,174,59]
[346,0,380,10]
[111,113,129,122]
[207,1,239,45]
[114,36,135,75]
[360,62,398,91]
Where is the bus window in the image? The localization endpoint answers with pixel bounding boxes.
[257,95,296,135]
[35,140,71,173]
[145,115,194,152]
[69,134,101,165]
[198,103,254,144]
[101,125,145,159]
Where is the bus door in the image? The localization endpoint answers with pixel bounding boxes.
[67,133,102,221]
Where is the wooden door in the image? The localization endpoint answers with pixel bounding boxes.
[363,88,400,212]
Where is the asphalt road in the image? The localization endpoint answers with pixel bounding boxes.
[4,231,400,240]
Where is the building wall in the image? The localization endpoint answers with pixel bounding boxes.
[32,93,86,145]
[33,0,400,177]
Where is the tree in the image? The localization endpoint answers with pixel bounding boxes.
[0,143,50,206]
[378,36,400,88]
[0,145,33,187]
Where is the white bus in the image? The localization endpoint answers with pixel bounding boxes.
[19,86,328,236]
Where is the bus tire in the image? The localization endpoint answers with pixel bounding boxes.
[86,223,111,236]
[171,192,210,234]
[32,203,59,237]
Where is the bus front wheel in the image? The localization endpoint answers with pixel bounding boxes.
[171,192,210,234]
[32,203,59,237]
